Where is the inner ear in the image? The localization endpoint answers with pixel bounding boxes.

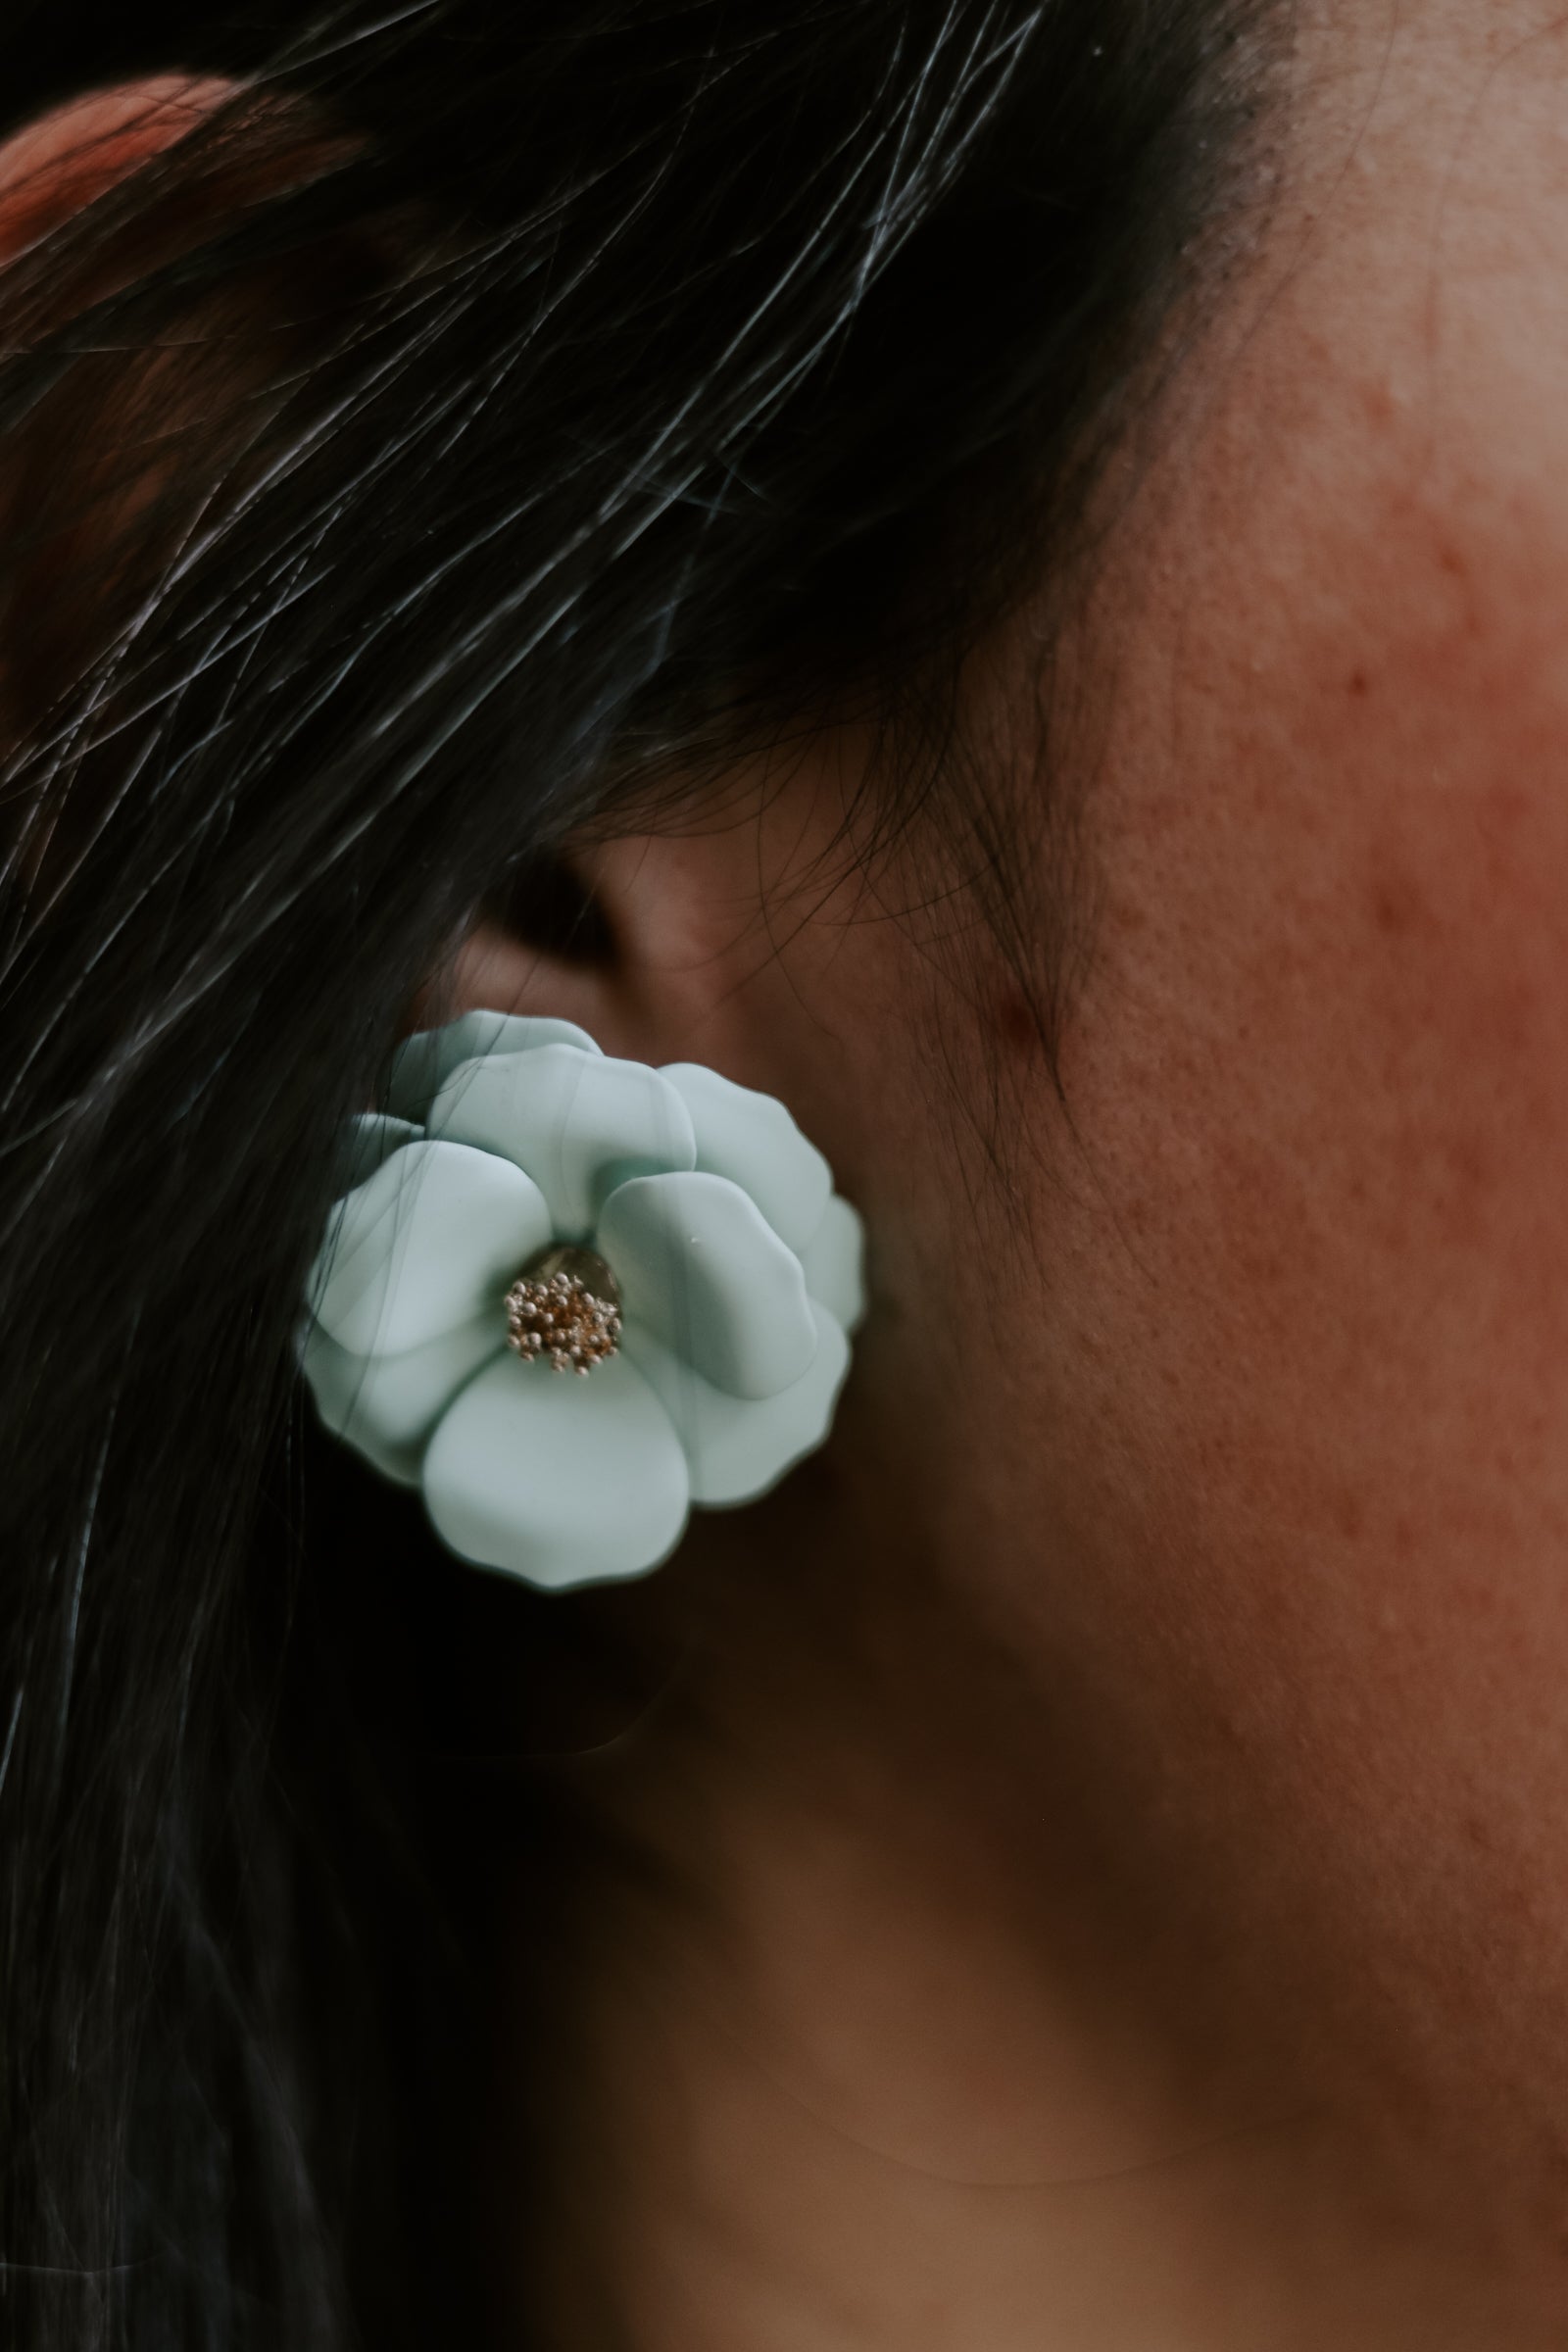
[482,848,618,968]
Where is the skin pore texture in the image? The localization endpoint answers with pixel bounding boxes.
[447,6,1568,2347]
[12,5,1568,2345]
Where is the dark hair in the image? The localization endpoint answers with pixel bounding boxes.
[0,5,1278,2344]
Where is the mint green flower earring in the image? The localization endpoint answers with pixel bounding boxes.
[301,1012,864,1591]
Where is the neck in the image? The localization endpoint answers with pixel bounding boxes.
[481,1487,1559,2351]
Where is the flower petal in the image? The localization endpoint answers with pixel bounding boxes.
[595,1169,816,1399]
[338,1110,423,1190]
[427,1045,696,1241]
[799,1195,867,1334]
[661,1063,832,1252]
[386,1011,601,1123]
[302,1315,505,1486]
[310,1138,553,1355]
[421,1348,690,1590]
[621,1302,850,1506]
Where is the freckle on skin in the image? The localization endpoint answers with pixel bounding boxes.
[992,987,1044,1056]
[1371,879,1413,936]
[1348,669,1370,698]
[1361,380,1396,430]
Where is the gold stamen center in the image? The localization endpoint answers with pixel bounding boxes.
[505,1245,622,1375]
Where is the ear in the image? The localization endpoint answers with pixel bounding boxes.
[444,741,926,1183]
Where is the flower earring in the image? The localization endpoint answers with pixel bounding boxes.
[301,1011,864,1591]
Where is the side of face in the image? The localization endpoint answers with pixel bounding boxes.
[927,0,1568,2163]
[454,0,1568,2199]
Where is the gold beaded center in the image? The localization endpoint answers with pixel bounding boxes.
[505,1246,622,1375]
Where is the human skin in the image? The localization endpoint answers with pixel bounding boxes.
[450,5,1568,2346]
[9,5,1568,2344]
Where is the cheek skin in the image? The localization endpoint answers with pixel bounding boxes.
[935,117,1568,2164]
[1088,489,1568,1581]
